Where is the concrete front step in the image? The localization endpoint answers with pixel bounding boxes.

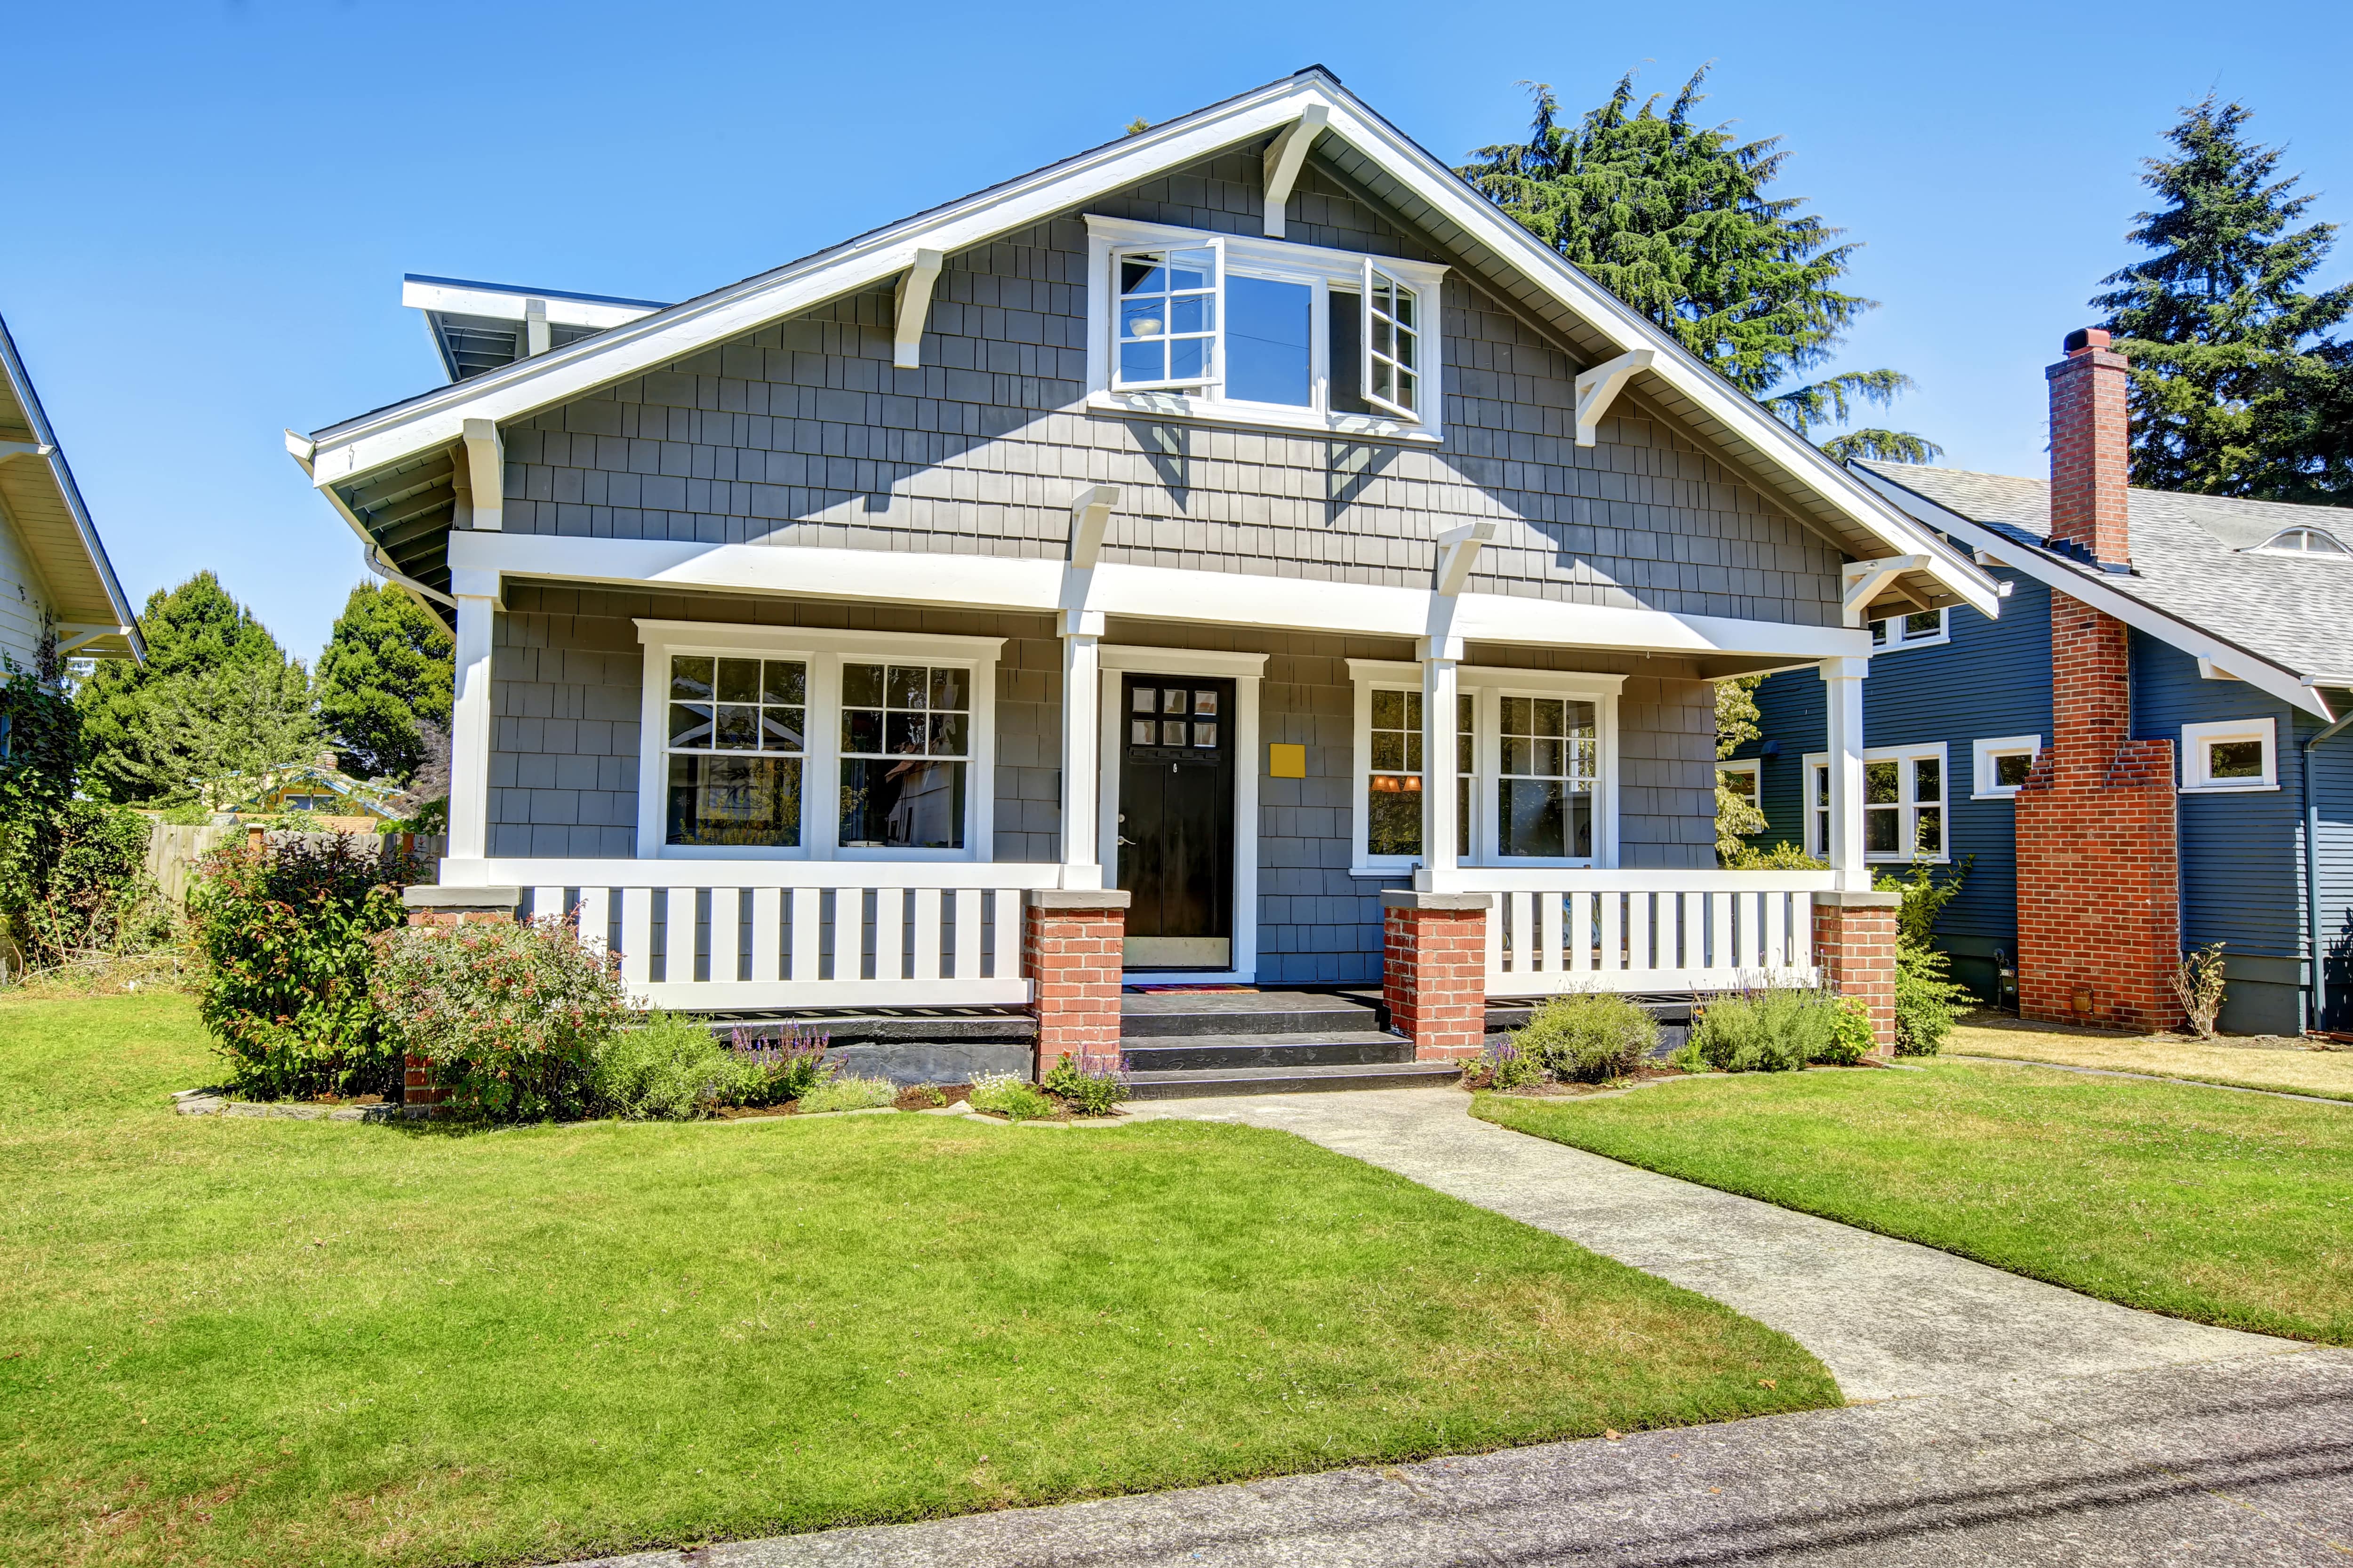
[1122,1030,1413,1072]
[1119,989,1383,1039]
[1124,1060,1463,1100]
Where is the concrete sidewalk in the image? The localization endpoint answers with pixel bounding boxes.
[1124,1087,2297,1403]
[582,1347,2353,1566]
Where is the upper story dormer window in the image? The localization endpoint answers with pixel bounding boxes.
[1086,216,1447,442]
[2247,527,2351,558]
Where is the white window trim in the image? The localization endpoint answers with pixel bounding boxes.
[2180,715,2279,792]
[1345,660,1623,876]
[1085,214,1448,444]
[1803,741,1951,863]
[1869,607,1950,651]
[633,620,1004,862]
[1971,734,2042,799]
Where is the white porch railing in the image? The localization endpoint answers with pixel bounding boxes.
[1453,869,1836,997]
[449,859,1063,1008]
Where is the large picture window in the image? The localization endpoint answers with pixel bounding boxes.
[1347,663,1621,873]
[635,621,1001,861]
[839,663,970,850]
[664,655,805,847]
[1090,216,1447,440]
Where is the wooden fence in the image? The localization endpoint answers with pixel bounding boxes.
[145,824,446,910]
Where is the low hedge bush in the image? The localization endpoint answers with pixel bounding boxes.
[370,913,632,1121]
[969,1072,1056,1122]
[798,1075,898,1113]
[1514,992,1660,1083]
[592,1011,743,1120]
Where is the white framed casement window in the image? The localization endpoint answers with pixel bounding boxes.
[1870,608,1950,651]
[2180,716,2278,792]
[1346,661,1622,874]
[1086,215,1447,443]
[633,621,1003,861]
[1718,758,1761,812]
[1971,735,2042,799]
[1803,742,1950,862]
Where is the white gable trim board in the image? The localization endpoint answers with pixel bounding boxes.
[301,71,1997,618]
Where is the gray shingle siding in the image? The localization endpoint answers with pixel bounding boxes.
[497,152,1846,625]
[491,593,1718,979]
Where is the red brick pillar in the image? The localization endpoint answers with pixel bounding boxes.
[1382,891,1491,1061]
[1812,891,1899,1053]
[397,887,521,1111]
[1022,889,1130,1079]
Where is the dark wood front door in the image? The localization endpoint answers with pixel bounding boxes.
[1117,674,1235,968]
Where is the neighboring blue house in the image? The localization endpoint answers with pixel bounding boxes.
[1735,391,2353,1035]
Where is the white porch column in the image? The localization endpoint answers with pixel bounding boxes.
[1058,609,1105,890]
[447,590,498,864]
[1820,655,1870,891]
[1414,636,1462,893]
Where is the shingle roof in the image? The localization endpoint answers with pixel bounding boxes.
[1856,460,2353,687]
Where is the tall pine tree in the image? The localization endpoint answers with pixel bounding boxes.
[77,572,314,803]
[1459,68,1938,464]
[315,583,454,784]
[2093,97,2353,502]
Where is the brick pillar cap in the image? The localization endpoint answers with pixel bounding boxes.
[1382,890,1494,911]
[1815,889,1901,909]
[403,885,523,910]
[1025,888,1133,911]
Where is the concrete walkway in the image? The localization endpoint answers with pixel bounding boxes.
[572,1088,2343,1566]
[1124,1087,2298,1403]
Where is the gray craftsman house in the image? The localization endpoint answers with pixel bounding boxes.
[291,69,1994,1080]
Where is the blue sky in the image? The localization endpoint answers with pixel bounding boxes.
[5,0,2347,659]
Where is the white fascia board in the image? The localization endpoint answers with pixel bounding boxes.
[400,277,663,331]
[306,74,1991,620]
[1853,466,2332,719]
[448,531,1871,663]
[312,80,1334,485]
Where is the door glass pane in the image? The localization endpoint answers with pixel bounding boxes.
[1225,276,1312,406]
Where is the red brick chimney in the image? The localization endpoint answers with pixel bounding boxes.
[2045,327,2132,567]
[2014,328,2181,1032]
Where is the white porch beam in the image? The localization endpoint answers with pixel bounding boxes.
[1820,655,1870,891]
[1840,554,1928,625]
[0,440,56,465]
[1066,483,1119,570]
[461,418,504,532]
[1258,104,1330,238]
[1415,636,1463,893]
[1059,608,1106,890]
[524,298,551,358]
[1574,350,1655,447]
[447,591,499,864]
[1432,519,1497,598]
[892,249,945,370]
[52,624,131,656]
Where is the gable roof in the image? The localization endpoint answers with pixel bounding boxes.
[296,67,1997,621]
[0,313,141,662]
[1854,459,2353,719]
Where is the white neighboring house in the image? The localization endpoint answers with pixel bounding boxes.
[0,313,141,683]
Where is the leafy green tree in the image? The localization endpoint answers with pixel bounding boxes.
[1460,68,1938,464]
[1713,675,1767,860]
[2094,97,2353,502]
[315,583,455,783]
[77,572,313,804]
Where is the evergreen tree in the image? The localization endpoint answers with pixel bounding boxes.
[77,572,314,803]
[2094,97,2353,502]
[314,583,455,784]
[1460,69,1938,464]
[1713,675,1766,860]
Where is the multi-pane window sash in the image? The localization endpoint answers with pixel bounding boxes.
[1112,243,1221,392]
[1811,748,1945,859]
[1498,695,1597,859]
[1871,609,1948,648]
[1364,689,1474,858]
[1363,259,1420,419]
[665,655,806,848]
[839,663,971,851]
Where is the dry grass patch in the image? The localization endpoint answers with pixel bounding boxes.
[1949,1011,2353,1103]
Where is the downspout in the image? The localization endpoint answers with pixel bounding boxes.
[2302,701,2353,1031]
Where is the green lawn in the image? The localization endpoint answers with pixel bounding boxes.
[1,993,1833,1567]
[1477,1062,2353,1345]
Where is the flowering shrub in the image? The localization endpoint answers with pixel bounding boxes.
[1040,1053,1128,1116]
[1516,992,1659,1082]
[192,834,422,1097]
[370,913,632,1120]
[725,1025,833,1106]
[969,1072,1056,1122]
